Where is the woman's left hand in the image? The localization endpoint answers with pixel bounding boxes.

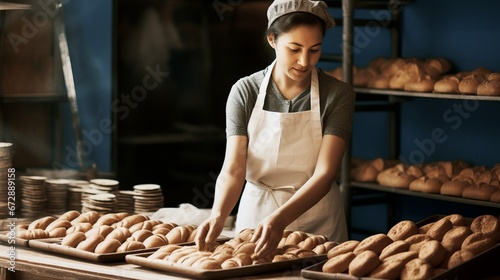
[250,213,286,259]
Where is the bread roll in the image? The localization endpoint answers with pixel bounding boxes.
[66,222,93,234]
[462,183,497,201]
[18,229,50,240]
[61,232,86,248]
[143,234,169,248]
[367,75,390,89]
[131,229,153,243]
[48,227,68,238]
[45,219,72,233]
[470,215,500,241]
[441,226,472,252]
[116,240,146,253]
[409,175,447,194]
[85,225,114,238]
[94,238,122,254]
[434,76,460,93]
[28,216,57,230]
[369,259,405,279]
[58,210,81,222]
[354,67,377,87]
[404,75,435,92]
[442,213,467,227]
[76,234,105,252]
[322,252,356,273]
[387,220,419,241]
[440,179,470,197]
[406,234,431,252]
[418,240,446,267]
[354,233,393,255]
[327,240,359,259]
[458,74,485,94]
[400,258,434,280]
[94,214,120,227]
[491,190,500,203]
[379,240,410,260]
[472,66,493,76]
[105,227,131,243]
[426,218,453,241]
[447,249,475,269]
[348,250,380,277]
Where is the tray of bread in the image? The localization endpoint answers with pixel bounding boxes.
[6,210,228,263]
[301,214,500,280]
[126,228,334,279]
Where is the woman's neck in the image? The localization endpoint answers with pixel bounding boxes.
[272,65,311,100]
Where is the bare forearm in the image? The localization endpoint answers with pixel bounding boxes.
[210,172,245,220]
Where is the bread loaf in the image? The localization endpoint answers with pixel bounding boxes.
[434,76,460,93]
[116,240,146,253]
[45,219,72,233]
[76,234,105,252]
[348,250,380,277]
[28,216,57,230]
[94,238,122,254]
[458,74,485,94]
[477,80,500,96]
[327,240,359,259]
[322,252,356,273]
[58,210,81,222]
[353,233,393,255]
[61,232,86,248]
[400,258,434,280]
[387,220,419,241]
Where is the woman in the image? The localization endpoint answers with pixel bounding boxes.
[195,0,355,259]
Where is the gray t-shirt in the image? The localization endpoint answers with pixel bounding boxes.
[226,67,356,143]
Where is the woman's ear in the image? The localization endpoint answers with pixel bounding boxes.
[267,33,276,49]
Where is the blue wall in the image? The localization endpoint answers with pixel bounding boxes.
[62,0,112,172]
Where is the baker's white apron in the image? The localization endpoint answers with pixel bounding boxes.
[234,61,347,242]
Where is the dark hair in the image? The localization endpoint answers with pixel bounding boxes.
[266,12,326,41]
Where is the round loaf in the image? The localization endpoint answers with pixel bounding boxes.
[400,258,434,280]
[406,234,431,252]
[387,220,419,241]
[322,252,356,273]
[61,231,86,248]
[348,250,380,277]
[354,233,393,255]
[470,214,500,241]
[379,240,410,260]
[76,234,105,252]
[442,214,467,227]
[426,218,453,241]
[327,240,359,259]
[367,75,390,89]
[433,76,460,93]
[383,250,418,265]
[418,240,446,267]
[28,216,57,230]
[94,238,122,254]
[461,232,496,255]
[369,259,405,279]
[404,75,435,92]
[458,74,485,94]
[441,226,473,252]
[447,249,475,269]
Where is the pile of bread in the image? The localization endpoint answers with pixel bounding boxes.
[16,210,198,254]
[147,228,337,270]
[351,158,500,203]
[326,57,500,96]
[322,214,500,279]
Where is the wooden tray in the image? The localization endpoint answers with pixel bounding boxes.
[301,215,500,280]
[0,231,62,248]
[126,252,327,280]
[28,236,232,263]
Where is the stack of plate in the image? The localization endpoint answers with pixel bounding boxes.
[81,187,107,212]
[45,179,70,215]
[20,176,47,218]
[116,190,136,214]
[0,143,14,218]
[66,180,89,211]
[89,179,120,193]
[83,193,117,214]
[133,184,164,214]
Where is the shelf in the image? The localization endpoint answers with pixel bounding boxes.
[351,181,500,209]
[0,94,68,103]
[354,87,500,102]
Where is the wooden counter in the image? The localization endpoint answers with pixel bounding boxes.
[0,244,304,280]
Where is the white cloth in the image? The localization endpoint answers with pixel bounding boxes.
[235,60,347,242]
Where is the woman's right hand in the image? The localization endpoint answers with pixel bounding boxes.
[195,216,226,251]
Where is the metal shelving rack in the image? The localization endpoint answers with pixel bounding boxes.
[335,0,500,237]
[0,1,86,171]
